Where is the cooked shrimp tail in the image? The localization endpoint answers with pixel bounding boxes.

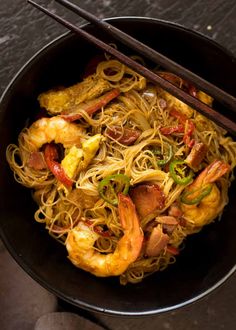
[117,193,144,262]
[193,159,230,187]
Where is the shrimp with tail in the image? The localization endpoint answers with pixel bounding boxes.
[180,160,230,228]
[6,116,85,188]
[26,116,84,151]
[66,193,144,277]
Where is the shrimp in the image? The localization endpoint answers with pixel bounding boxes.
[26,116,84,151]
[22,116,85,187]
[65,193,144,277]
[180,160,230,227]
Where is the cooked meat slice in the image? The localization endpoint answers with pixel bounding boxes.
[168,203,183,218]
[146,225,169,257]
[156,216,178,234]
[156,216,178,225]
[130,183,165,218]
[185,142,208,170]
[106,126,141,145]
[28,151,47,170]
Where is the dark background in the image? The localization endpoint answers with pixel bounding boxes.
[1,0,236,329]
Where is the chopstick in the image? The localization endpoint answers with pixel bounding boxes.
[55,0,236,114]
[28,0,236,135]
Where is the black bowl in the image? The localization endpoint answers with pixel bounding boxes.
[1,17,236,316]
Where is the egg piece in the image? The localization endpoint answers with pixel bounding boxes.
[61,134,102,180]
[61,146,83,179]
[80,134,102,170]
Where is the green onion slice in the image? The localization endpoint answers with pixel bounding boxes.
[181,184,213,205]
[98,174,130,206]
[169,159,193,185]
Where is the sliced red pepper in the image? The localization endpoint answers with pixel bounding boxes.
[158,72,197,97]
[162,108,195,147]
[62,88,120,122]
[166,245,179,255]
[169,108,188,124]
[160,124,184,135]
[183,120,195,147]
[170,109,195,146]
[44,143,73,187]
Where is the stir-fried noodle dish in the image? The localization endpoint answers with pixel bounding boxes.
[6,55,236,284]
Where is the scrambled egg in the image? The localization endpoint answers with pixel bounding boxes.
[61,146,84,180]
[61,134,102,180]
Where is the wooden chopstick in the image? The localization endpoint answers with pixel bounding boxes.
[28,0,236,135]
[55,0,236,115]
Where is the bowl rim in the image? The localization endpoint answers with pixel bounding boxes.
[1,16,236,316]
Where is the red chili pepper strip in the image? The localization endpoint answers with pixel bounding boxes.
[169,108,188,124]
[160,124,184,135]
[44,143,73,187]
[62,89,120,122]
[166,245,179,255]
[158,71,198,98]
[170,108,195,147]
[183,120,195,147]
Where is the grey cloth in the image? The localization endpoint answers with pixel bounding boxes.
[34,312,105,330]
[0,243,57,330]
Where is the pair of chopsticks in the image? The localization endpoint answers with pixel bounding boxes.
[28,0,236,135]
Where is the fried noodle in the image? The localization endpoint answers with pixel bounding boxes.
[6,58,236,284]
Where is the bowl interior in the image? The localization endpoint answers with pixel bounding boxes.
[1,17,236,316]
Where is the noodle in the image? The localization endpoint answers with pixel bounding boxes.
[6,57,236,284]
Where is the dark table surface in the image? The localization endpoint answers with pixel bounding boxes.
[1,1,236,329]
